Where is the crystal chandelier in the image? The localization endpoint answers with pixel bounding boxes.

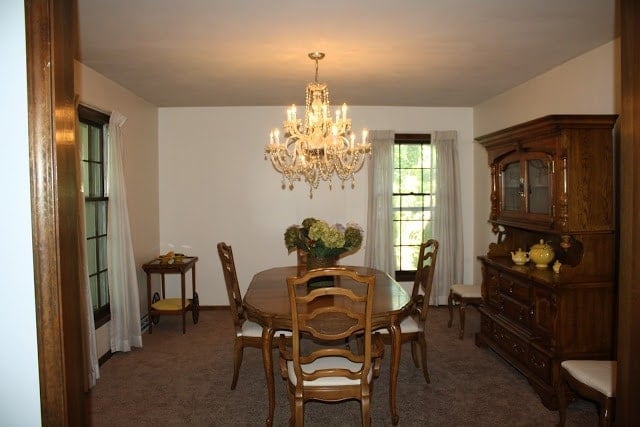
[265,52,371,197]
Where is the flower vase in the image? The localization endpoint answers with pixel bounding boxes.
[306,255,338,270]
[306,255,338,289]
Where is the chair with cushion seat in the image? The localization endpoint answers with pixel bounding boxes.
[376,239,439,383]
[447,283,482,339]
[557,360,616,427]
[217,242,291,390]
[277,267,384,427]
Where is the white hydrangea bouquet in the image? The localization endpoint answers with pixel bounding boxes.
[284,217,363,259]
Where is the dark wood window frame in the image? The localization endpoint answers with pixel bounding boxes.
[78,104,111,328]
[393,133,433,282]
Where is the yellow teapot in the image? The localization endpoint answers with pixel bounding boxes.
[511,248,530,266]
[529,239,555,268]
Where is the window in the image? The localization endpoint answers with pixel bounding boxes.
[393,134,434,281]
[78,105,111,327]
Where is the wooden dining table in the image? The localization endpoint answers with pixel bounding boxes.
[244,265,412,426]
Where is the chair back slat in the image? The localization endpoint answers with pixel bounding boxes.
[411,239,439,322]
[286,267,376,384]
[217,242,245,328]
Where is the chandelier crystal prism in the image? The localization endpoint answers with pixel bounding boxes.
[265,52,371,196]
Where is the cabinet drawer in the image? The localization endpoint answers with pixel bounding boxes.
[528,343,553,384]
[499,294,531,329]
[498,273,531,304]
[492,323,528,365]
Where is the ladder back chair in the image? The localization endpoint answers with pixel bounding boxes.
[447,283,482,339]
[217,242,291,389]
[376,239,439,382]
[277,267,384,427]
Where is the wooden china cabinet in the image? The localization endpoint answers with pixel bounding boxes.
[475,115,618,409]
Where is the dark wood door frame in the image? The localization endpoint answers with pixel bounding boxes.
[26,0,86,424]
[617,0,640,423]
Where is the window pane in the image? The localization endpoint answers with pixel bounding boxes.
[97,236,107,270]
[400,245,419,270]
[398,169,422,193]
[422,221,433,241]
[392,169,400,193]
[97,201,107,235]
[90,275,98,310]
[422,169,433,192]
[400,144,422,168]
[392,196,401,220]
[403,220,424,245]
[82,161,89,194]
[99,271,109,306]
[89,126,101,161]
[79,123,89,161]
[87,238,97,274]
[393,220,401,245]
[85,202,96,238]
[423,145,433,166]
[90,163,103,196]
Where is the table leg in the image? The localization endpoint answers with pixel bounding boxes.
[389,319,401,425]
[146,273,153,334]
[181,272,186,334]
[262,325,276,427]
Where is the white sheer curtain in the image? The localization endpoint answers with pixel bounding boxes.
[107,111,143,352]
[431,131,464,305]
[364,130,395,276]
[79,199,99,388]
[77,101,99,388]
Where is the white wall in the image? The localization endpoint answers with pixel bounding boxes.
[158,106,474,305]
[1,1,41,425]
[75,62,159,354]
[472,39,621,276]
[474,40,620,136]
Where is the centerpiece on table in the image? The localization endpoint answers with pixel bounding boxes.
[284,217,364,272]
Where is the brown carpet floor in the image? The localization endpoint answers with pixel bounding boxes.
[87,307,598,426]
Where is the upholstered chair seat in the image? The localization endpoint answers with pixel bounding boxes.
[557,360,617,427]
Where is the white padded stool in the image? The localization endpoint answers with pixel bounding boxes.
[557,360,616,426]
[447,284,482,339]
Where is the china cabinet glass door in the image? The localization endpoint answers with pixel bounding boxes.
[498,152,554,226]
[527,159,550,215]
[501,161,522,213]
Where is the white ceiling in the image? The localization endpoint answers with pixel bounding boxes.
[77,0,617,108]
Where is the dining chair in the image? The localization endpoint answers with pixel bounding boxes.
[277,267,384,427]
[376,239,439,383]
[557,360,617,427]
[217,242,291,390]
[447,283,482,339]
